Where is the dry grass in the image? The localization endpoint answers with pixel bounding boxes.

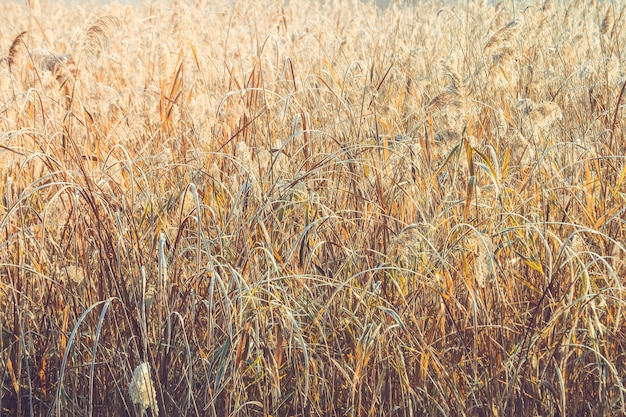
[1,0,625,415]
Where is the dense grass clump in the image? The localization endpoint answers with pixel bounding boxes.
[1,0,625,415]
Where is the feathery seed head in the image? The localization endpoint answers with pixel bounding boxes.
[129,363,158,416]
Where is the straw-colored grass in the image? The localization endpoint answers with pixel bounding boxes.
[1,0,625,415]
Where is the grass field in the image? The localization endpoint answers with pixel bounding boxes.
[1,0,625,415]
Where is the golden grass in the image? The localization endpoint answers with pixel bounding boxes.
[1,0,625,415]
